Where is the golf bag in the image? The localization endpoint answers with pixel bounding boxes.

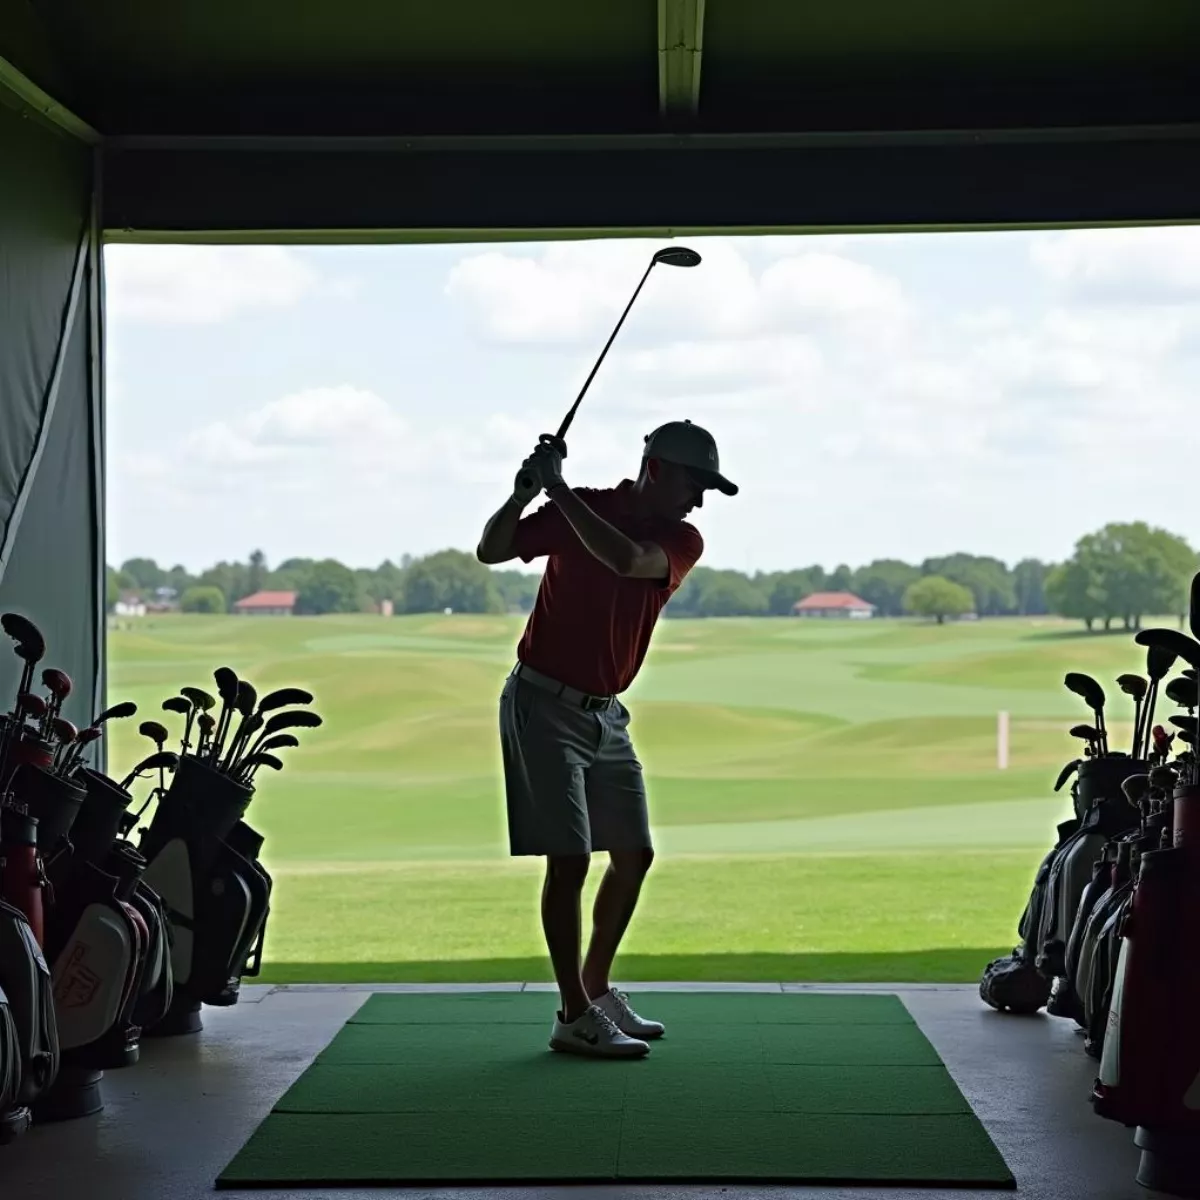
[0,897,59,1110]
[1038,759,1142,1002]
[0,984,30,1143]
[981,755,1142,1016]
[979,832,1067,1013]
[138,755,271,1029]
[1094,782,1200,1130]
[0,807,46,949]
[45,859,143,1069]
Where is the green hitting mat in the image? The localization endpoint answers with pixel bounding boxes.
[217,991,1014,1189]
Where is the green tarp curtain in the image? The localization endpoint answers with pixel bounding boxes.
[0,99,104,741]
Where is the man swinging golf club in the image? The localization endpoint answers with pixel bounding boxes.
[477,420,737,1057]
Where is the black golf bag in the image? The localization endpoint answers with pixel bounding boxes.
[0,984,30,1143]
[979,826,1071,1014]
[981,755,1143,1015]
[0,897,59,1111]
[138,755,271,1033]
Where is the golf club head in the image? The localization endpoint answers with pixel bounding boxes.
[1191,571,1200,641]
[1069,724,1099,741]
[162,696,191,716]
[1136,627,1200,672]
[652,247,702,268]
[1170,714,1198,735]
[1116,673,1149,700]
[213,667,239,704]
[1064,672,1106,712]
[94,700,137,725]
[49,718,76,744]
[235,681,258,716]
[139,720,169,747]
[41,668,70,698]
[1165,677,1196,708]
[1,613,44,662]
[258,687,314,713]
[180,687,216,712]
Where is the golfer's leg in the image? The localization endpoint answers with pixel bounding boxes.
[499,678,595,1021]
[542,854,591,1023]
[582,700,655,998]
[582,848,654,999]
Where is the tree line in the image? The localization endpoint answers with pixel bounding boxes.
[106,521,1199,631]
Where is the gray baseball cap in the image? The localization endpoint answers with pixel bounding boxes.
[642,420,738,496]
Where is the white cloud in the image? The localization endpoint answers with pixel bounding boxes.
[1031,226,1200,304]
[444,241,906,347]
[104,245,322,325]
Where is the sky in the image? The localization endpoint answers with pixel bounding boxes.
[104,227,1200,577]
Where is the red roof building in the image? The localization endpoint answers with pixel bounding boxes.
[792,591,875,619]
[233,590,297,615]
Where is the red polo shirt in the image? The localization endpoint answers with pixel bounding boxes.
[511,480,704,695]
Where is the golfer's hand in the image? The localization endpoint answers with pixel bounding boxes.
[530,436,565,492]
[512,456,543,505]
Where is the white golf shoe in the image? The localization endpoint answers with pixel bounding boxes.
[549,1003,650,1058]
[592,986,665,1040]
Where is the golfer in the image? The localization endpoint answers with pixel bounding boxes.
[477,420,737,1057]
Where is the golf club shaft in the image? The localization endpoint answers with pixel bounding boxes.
[518,256,658,491]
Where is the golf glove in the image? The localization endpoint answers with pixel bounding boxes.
[530,438,565,492]
[512,458,542,505]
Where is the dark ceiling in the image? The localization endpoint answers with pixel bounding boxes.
[5,1,1200,236]
[5,0,1200,137]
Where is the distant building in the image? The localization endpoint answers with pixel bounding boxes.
[114,590,146,617]
[792,591,876,619]
[233,590,297,616]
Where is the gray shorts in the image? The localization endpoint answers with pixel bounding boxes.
[499,667,652,857]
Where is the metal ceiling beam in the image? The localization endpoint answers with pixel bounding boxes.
[0,53,98,143]
[101,132,1200,240]
[658,0,705,118]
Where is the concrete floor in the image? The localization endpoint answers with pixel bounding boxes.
[0,982,1169,1200]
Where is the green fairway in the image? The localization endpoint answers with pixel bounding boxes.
[104,612,1154,984]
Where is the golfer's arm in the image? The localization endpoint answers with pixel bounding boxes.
[546,484,668,579]
[476,496,527,564]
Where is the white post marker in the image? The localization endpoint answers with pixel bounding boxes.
[997,710,1010,770]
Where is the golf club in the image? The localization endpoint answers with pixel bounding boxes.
[240,709,323,767]
[179,686,215,750]
[1166,677,1196,711]
[517,246,702,492]
[120,750,179,791]
[196,713,216,757]
[140,720,170,793]
[220,681,259,771]
[1116,674,1148,756]
[89,699,137,728]
[1,613,44,702]
[240,751,283,783]
[39,667,71,739]
[49,717,77,771]
[60,724,102,774]
[209,667,240,766]
[1065,673,1108,755]
[1134,640,1180,760]
[257,687,314,713]
[1070,723,1102,757]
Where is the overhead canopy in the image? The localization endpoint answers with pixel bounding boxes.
[4,0,1200,238]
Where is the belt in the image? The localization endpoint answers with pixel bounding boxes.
[511,663,615,711]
